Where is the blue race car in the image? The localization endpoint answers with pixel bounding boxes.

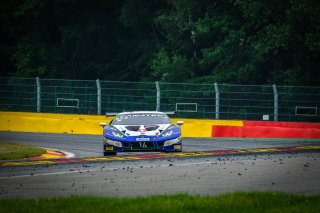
[100,111,184,156]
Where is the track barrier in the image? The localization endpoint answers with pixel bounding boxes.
[212,121,320,139]
[1,112,319,139]
[0,111,241,137]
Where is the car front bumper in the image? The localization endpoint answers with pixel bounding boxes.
[103,138,182,153]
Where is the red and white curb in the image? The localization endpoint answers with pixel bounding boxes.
[26,148,75,160]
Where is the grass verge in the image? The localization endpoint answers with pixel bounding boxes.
[0,142,46,160]
[0,192,319,213]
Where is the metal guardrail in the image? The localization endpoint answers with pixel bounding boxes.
[0,77,319,122]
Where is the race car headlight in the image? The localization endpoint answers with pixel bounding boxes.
[104,138,122,147]
[112,131,124,138]
[164,137,181,146]
[161,130,173,137]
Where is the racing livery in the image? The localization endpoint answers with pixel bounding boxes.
[100,111,183,156]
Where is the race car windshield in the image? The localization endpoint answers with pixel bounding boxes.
[112,114,171,125]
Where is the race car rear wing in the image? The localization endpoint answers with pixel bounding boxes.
[105,111,175,117]
[105,112,118,117]
[164,111,175,115]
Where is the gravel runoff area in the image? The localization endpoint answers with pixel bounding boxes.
[0,151,319,198]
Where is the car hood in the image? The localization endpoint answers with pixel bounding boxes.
[112,124,171,136]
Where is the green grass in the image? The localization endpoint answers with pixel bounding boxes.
[0,192,319,213]
[0,142,46,160]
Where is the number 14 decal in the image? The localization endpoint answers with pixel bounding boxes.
[139,142,147,148]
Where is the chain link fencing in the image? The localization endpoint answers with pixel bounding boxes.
[0,77,319,122]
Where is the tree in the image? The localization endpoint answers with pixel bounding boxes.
[151,48,193,82]
[1,0,319,86]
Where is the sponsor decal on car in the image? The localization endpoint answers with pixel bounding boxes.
[136,137,150,141]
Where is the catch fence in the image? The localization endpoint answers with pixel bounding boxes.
[0,77,319,122]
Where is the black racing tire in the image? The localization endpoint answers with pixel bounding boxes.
[103,152,117,156]
[163,150,182,153]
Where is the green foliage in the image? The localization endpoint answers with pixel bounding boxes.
[1,0,319,86]
[151,48,193,82]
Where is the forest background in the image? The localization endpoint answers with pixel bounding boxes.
[1,0,319,86]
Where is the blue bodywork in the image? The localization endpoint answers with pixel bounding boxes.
[103,124,182,155]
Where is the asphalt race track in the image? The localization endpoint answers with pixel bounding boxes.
[0,131,320,198]
[1,131,319,157]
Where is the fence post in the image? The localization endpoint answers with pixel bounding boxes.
[214,83,220,119]
[155,81,160,111]
[96,79,101,115]
[36,77,41,112]
[272,84,278,121]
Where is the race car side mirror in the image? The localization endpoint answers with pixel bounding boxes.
[176,121,184,126]
[100,122,107,127]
